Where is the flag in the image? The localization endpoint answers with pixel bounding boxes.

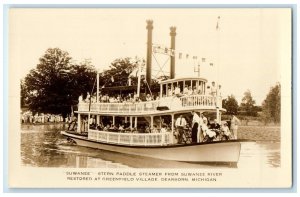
[202,58,206,62]
[216,16,220,30]
[111,76,114,82]
[193,56,197,60]
[152,46,157,53]
[210,63,214,66]
[186,54,189,59]
[179,53,182,59]
[171,49,175,56]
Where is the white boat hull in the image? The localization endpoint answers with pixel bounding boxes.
[62,131,241,163]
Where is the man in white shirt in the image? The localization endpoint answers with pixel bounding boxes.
[198,113,208,141]
[174,85,181,96]
[175,115,187,143]
[230,115,240,139]
[210,81,217,106]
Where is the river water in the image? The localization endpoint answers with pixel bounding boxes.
[21,124,280,169]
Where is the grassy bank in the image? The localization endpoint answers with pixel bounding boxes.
[238,125,280,142]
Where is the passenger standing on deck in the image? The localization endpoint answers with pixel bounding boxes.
[188,86,193,95]
[78,94,83,103]
[183,85,189,95]
[146,94,152,101]
[175,115,187,144]
[210,81,217,105]
[198,113,206,141]
[191,111,201,143]
[210,82,217,97]
[169,87,174,97]
[230,115,240,139]
[174,85,181,96]
[85,92,90,102]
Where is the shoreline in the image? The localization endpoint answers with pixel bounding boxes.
[21,122,67,126]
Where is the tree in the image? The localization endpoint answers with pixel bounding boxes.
[222,95,239,115]
[71,61,98,101]
[23,48,97,117]
[261,83,281,124]
[101,57,141,87]
[240,89,257,116]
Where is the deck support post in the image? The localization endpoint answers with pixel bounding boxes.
[171,113,174,144]
[160,84,163,98]
[130,116,133,129]
[77,114,81,133]
[150,116,154,129]
[96,115,100,125]
[165,84,168,97]
[96,72,99,103]
[216,107,220,123]
[87,113,91,131]
[112,116,115,125]
[134,117,138,128]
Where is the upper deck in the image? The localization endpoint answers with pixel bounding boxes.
[77,77,222,115]
[78,95,222,115]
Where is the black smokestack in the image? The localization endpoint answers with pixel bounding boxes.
[170,26,176,79]
[146,20,153,86]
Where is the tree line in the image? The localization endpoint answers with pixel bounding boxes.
[21,48,281,124]
[222,85,280,124]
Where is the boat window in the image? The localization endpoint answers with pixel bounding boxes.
[192,80,197,92]
[178,81,183,93]
[203,81,206,94]
[167,84,173,97]
[162,84,167,97]
[197,81,202,95]
[185,80,191,88]
[171,83,175,96]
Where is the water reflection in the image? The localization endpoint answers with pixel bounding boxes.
[21,124,280,168]
[238,142,280,168]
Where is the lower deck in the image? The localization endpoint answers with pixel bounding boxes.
[61,131,241,163]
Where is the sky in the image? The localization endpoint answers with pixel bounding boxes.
[9,8,291,105]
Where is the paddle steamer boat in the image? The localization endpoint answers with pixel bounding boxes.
[61,20,241,164]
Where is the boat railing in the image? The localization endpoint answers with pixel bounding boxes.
[179,95,222,108]
[88,129,173,146]
[78,100,160,113]
[78,95,222,113]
